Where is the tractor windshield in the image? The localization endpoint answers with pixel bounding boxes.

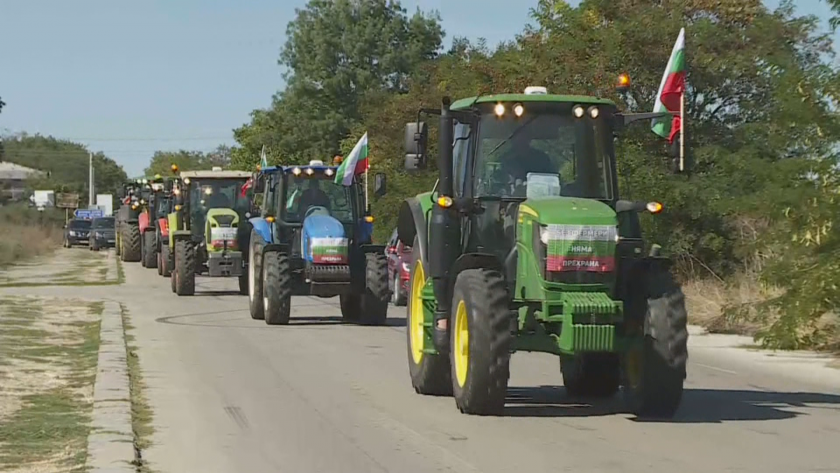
[472,106,614,200]
[189,179,250,233]
[281,174,355,224]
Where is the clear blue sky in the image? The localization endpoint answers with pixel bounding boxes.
[0,0,836,177]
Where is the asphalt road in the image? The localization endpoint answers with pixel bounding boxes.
[12,252,840,473]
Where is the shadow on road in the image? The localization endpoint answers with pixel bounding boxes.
[504,385,840,423]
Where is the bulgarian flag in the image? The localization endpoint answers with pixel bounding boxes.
[652,27,686,143]
[335,132,369,186]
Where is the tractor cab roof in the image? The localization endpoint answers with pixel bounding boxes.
[260,160,338,178]
[180,169,252,179]
[450,87,616,111]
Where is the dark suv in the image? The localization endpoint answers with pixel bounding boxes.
[89,217,116,251]
[63,219,92,247]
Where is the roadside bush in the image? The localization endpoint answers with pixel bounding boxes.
[0,204,64,267]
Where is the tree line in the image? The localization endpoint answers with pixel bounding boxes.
[228,0,840,350]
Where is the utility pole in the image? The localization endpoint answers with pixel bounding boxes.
[88,152,95,208]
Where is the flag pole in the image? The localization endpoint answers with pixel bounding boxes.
[679,91,685,172]
[364,168,369,213]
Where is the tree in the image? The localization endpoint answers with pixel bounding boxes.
[231,0,444,170]
[2,133,128,196]
[0,96,5,114]
[204,144,232,168]
[828,0,840,29]
[144,150,207,177]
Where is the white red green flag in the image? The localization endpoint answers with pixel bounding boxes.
[334,132,369,186]
[652,28,686,143]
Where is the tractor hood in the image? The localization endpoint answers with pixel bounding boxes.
[519,197,618,274]
[301,214,349,264]
[519,197,617,226]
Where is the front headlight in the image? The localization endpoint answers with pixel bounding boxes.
[401,262,410,272]
[69,231,76,236]
[540,226,549,245]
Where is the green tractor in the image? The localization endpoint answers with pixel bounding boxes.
[397,84,689,417]
[168,168,253,296]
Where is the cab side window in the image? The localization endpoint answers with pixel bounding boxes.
[452,122,472,198]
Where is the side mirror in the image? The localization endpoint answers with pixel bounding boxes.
[374,173,387,197]
[404,122,428,171]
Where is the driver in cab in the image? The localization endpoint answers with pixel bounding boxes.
[298,179,331,217]
[497,131,556,195]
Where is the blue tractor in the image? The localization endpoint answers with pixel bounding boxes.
[247,160,390,325]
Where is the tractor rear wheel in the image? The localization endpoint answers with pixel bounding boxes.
[160,245,172,278]
[622,269,688,418]
[561,354,621,398]
[142,231,157,268]
[174,240,195,296]
[450,268,512,415]
[248,232,265,320]
[406,239,452,396]
[359,253,389,326]
[115,231,121,256]
[123,224,141,262]
[263,251,291,325]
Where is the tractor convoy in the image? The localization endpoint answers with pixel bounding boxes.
[109,78,690,419]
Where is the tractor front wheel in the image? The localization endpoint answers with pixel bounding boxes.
[406,239,452,396]
[359,253,389,326]
[248,231,265,320]
[123,224,141,262]
[160,244,172,278]
[142,231,157,268]
[450,268,512,415]
[174,240,195,296]
[262,251,291,325]
[561,354,620,398]
[622,269,688,418]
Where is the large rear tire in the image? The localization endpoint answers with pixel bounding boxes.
[174,240,195,296]
[359,253,389,326]
[115,230,121,256]
[406,238,452,396]
[248,231,265,320]
[622,269,688,418]
[123,224,141,262]
[142,231,157,268]
[263,251,291,325]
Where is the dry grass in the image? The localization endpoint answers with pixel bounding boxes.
[0,224,62,268]
[683,274,840,352]
[682,273,780,336]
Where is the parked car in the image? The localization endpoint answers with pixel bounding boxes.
[89,216,116,251]
[385,228,412,306]
[63,218,92,247]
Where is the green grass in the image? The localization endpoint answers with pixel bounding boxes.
[121,304,155,472]
[0,389,91,470]
[0,298,102,471]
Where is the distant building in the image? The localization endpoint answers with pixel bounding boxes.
[0,162,45,201]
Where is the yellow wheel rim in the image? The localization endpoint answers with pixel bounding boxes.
[409,260,426,365]
[454,299,469,388]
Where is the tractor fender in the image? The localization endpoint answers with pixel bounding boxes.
[263,243,291,255]
[157,217,169,238]
[138,211,152,234]
[359,244,386,254]
[397,198,427,266]
[172,230,192,240]
[249,217,273,244]
[446,253,504,303]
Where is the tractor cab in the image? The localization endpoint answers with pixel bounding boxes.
[168,168,253,295]
[247,159,390,325]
